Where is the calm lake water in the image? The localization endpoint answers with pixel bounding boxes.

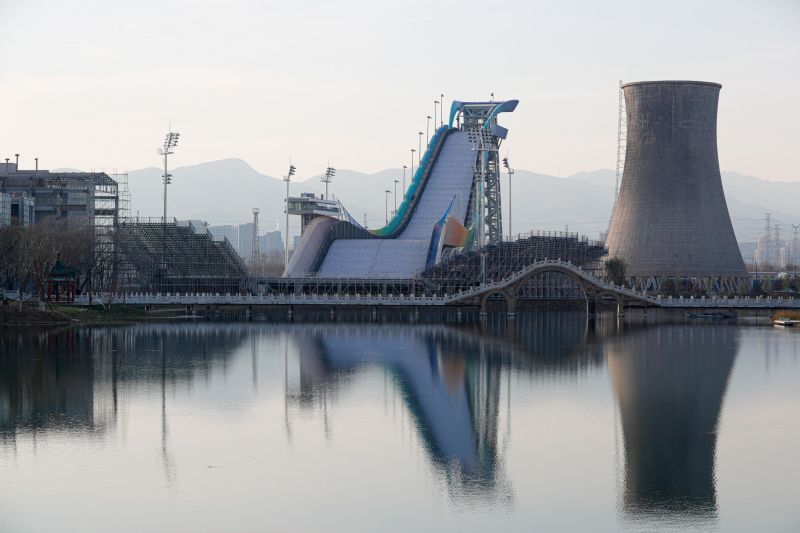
[1,313,798,532]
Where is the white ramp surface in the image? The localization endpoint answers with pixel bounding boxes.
[317,131,474,278]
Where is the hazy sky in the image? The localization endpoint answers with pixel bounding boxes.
[1,0,798,182]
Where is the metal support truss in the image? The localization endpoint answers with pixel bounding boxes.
[457,103,507,248]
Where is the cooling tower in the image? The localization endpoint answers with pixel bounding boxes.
[605,81,747,291]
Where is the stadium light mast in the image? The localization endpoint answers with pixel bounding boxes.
[158,130,180,223]
[503,156,515,240]
[283,162,296,267]
[384,189,391,224]
[402,165,407,196]
[440,93,444,126]
[393,179,399,214]
[426,116,431,146]
[434,100,439,130]
[418,132,423,158]
[321,165,336,200]
[410,149,416,183]
[792,223,800,279]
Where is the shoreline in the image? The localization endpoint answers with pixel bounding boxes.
[1,302,792,327]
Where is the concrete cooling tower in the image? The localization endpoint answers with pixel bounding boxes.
[605,81,747,292]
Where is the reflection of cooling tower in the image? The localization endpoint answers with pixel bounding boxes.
[605,81,746,289]
[608,326,738,520]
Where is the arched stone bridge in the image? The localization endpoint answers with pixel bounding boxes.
[441,259,658,314]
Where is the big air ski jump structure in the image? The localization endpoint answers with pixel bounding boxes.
[285,100,519,279]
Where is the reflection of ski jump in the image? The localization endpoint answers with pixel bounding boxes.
[293,327,510,498]
[286,100,518,279]
[608,326,738,521]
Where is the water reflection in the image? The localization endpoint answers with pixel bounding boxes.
[0,316,760,530]
[607,325,739,526]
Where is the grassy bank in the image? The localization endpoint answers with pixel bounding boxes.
[1,302,151,325]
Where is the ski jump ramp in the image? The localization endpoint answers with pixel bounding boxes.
[285,99,518,279]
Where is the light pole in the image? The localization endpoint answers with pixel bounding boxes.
[440,93,444,126]
[792,223,800,279]
[418,132,423,158]
[384,189,391,224]
[283,162,296,267]
[503,156,515,240]
[393,179,399,214]
[410,149,416,181]
[158,131,180,223]
[434,100,439,130]
[426,116,431,146]
[402,165,407,195]
[321,165,336,200]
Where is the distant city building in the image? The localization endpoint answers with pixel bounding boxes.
[209,225,239,249]
[238,222,254,257]
[188,219,208,231]
[259,230,283,253]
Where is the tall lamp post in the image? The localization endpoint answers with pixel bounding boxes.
[393,179,399,215]
[503,156,515,240]
[159,131,180,223]
[402,165,407,195]
[283,163,296,267]
[426,116,431,146]
[792,223,800,280]
[440,93,444,126]
[384,189,391,224]
[321,165,336,200]
[410,149,416,182]
[434,100,439,130]
[418,132,423,159]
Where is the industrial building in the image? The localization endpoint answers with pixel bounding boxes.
[0,157,122,228]
[604,81,748,293]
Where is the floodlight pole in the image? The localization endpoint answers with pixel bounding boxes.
[384,190,391,224]
[393,179,398,214]
[434,101,439,131]
[503,156,515,240]
[160,131,179,223]
[440,94,444,126]
[283,163,296,267]
[426,116,431,147]
[418,132,423,159]
[410,149,416,183]
[321,165,335,200]
[163,152,169,223]
[402,165,407,196]
[158,130,179,291]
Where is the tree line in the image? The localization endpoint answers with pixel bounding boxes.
[0,219,93,305]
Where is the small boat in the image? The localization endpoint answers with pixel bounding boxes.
[773,317,800,327]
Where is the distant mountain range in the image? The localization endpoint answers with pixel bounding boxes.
[71,158,799,247]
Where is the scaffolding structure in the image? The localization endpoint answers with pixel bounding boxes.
[260,231,604,299]
[420,231,605,296]
[103,218,248,294]
[614,80,627,202]
[461,105,505,246]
